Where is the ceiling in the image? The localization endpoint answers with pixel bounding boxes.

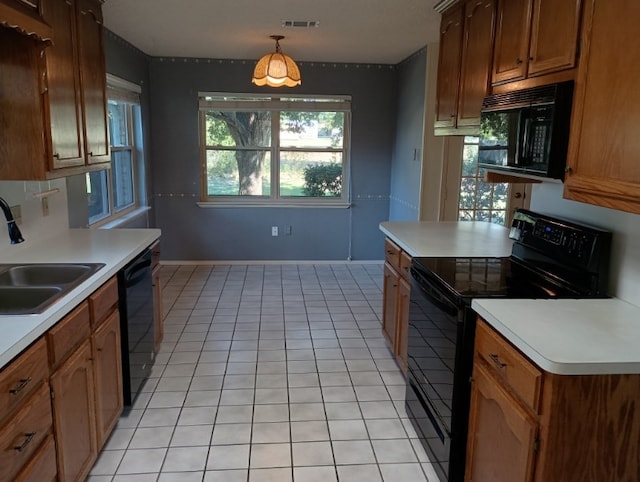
[102,0,443,65]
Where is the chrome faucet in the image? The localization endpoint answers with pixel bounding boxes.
[0,197,24,244]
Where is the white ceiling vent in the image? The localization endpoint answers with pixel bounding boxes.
[282,20,320,28]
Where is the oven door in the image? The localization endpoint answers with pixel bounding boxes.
[406,265,474,482]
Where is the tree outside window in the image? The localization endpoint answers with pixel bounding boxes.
[200,95,350,205]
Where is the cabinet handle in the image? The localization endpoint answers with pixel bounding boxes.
[564,166,573,174]
[53,153,60,159]
[9,377,31,395]
[14,432,36,452]
[516,58,523,65]
[88,152,94,156]
[528,56,534,61]
[489,353,507,368]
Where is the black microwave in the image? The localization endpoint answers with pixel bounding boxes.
[478,81,574,180]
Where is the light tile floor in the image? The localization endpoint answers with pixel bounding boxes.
[88,263,439,482]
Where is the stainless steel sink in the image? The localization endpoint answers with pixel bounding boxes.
[0,263,105,314]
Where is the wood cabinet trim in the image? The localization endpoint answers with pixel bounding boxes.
[89,276,118,328]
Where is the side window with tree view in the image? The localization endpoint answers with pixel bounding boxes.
[199,94,350,205]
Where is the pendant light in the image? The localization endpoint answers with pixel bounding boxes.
[252,35,301,88]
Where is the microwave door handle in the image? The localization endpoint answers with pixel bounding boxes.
[520,115,533,164]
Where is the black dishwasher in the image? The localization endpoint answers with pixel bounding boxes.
[118,248,155,406]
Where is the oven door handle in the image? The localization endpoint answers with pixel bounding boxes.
[410,267,459,317]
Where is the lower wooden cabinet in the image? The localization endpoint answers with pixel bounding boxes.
[382,238,412,373]
[151,241,164,351]
[0,383,53,482]
[14,434,57,482]
[92,310,123,449]
[50,339,97,482]
[467,318,640,482]
[466,361,537,482]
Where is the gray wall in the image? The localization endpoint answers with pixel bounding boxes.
[389,49,427,221]
[148,57,397,261]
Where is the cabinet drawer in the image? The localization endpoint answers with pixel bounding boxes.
[0,338,48,424]
[0,383,53,482]
[46,301,91,368]
[89,276,118,328]
[399,250,412,280]
[475,318,542,412]
[14,433,57,482]
[384,238,401,270]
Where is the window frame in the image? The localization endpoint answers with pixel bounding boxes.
[198,93,352,208]
[87,75,145,226]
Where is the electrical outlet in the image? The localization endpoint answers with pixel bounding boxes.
[271,226,278,236]
[285,225,292,235]
[10,205,22,225]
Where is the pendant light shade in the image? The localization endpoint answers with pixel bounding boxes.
[252,35,301,88]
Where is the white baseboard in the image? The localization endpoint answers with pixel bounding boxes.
[160,259,384,266]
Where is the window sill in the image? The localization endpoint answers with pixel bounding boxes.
[95,206,151,229]
[197,201,351,209]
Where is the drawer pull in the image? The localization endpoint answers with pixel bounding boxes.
[14,432,36,452]
[489,353,507,369]
[9,377,32,395]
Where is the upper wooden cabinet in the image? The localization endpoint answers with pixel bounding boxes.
[42,0,109,170]
[434,4,463,132]
[492,0,582,86]
[457,0,496,128]
[0,0,109,180]
[563,0,640,214]
[434,0,496,135]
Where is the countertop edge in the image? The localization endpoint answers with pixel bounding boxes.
[0,228,161,369]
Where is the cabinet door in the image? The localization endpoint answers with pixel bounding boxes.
[435,4,463,129]
[492,0,532,84]
[527,0,582,77]
[76,0,109,164]
[41,0,84,169]
[152,265,164,351]
[0,28,48,180]
[382,262,399,349]
[457,0,496,127]
[395,276,411,374]
[466,361,537,482]
[92,310,123,449]
[50,339,97,482]
[563,0,640,214]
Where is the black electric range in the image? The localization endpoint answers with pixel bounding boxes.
[405,209,612,482]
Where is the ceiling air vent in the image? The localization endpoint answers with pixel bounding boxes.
[282,20,320,28]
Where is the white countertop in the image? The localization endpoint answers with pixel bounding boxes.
[473,298,640,375]
[0,228,161,369]
[379,221,513,257]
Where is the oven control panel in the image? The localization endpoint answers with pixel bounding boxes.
[510,209,611,273]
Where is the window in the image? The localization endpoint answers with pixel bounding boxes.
[199,94,350,205]
[87,75,145,225]
[458,135,508,225]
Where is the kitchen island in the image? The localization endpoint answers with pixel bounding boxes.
[0,228,161,369]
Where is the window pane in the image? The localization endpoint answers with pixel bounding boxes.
[280,151,343,197]
[108,101,128,147]
[86,170,110,223]
[280,111,344,148]
[206,149,271,196]
[112,149,134,211]
[205,111,271,147]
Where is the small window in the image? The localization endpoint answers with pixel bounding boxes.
[200,94,351,206]
[458,135,508,225]
[88,75,145,225]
